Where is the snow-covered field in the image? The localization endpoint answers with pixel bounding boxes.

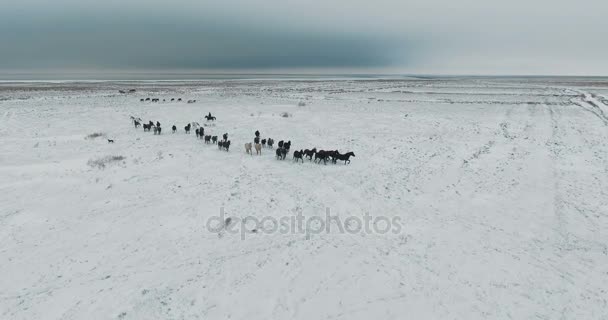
[1,77,607,319]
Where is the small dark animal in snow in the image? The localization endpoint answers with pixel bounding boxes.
[303,148,316,160]
[315,150,330,164]
[335,152,355,164]
[276,147,287,160]
[293,150,304,163]
[172,125,177,133]
[107,139,114,143]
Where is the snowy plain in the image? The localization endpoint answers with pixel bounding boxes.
[1,77,607,319]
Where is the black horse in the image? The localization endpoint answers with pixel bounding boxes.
[184,124,191,134]
[267,138,274,148]
[154,126,162,135]
[315,150,330,164]
[195,128,200,137]
[284,141,291,151]
[278,140,284,148]
[143,123,151,132]
[134,120,141,128]
[205,115,216,121]
[328,150,340,164]
[293,150,304,163]
[172,125,177,133]
[254,137,260,144]
[255,130,260,137]
[222,133,228,141]
[335,152,356,164]
[303,148,316,161]
[276,147,287,160]
[212,136,218,144]
[204,135,211,143]
[261,139,267,147]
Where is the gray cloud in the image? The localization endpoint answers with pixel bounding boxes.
[1,0,607,75]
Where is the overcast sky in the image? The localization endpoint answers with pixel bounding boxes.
[1,0,607,75]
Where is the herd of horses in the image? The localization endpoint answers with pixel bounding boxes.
[139,97,197,104]
[130,115,355,165]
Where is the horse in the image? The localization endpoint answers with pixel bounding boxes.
[335,152,355,164]
[255,130,260,137]
[134,120,141,128]
[293,150,304,163]
[107,139,114,143]
[195,128,200,138]
[267,138,274,148]
[140,98,144,102]
[261,139,267,147]
[255,143,262,155]
[278,140,284,148]
[184,124,191,134]
[276,147,287,160]
[172,125,177,133]
[223,133,228,141]
[205,115,216,121]
[245,142,253,154]
[204,135,211,143]
[315,150,329,165]
[156,121,161,128]
[143,123,151,132]
[254,137,260,144]
[220,140,231,151]
[154,126,162,135]
[327,150,340,164]
[198,127,204,137]
[171,98,175,101]
[303,148,316,161]
[284,141,291,151]
[212,136,218,144]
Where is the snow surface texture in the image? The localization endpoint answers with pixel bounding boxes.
[1,78,607,319]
